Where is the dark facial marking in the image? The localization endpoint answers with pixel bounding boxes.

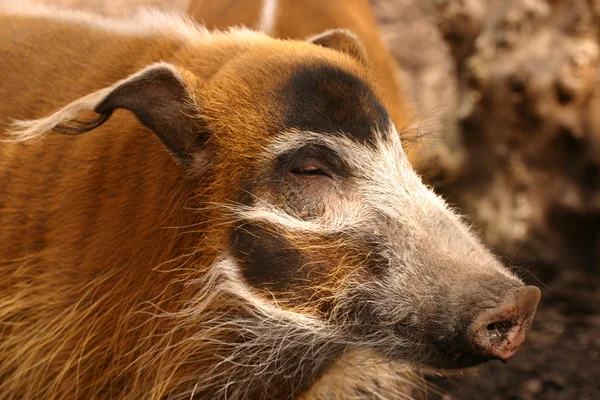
[279,64,390,145]
[230,220,308,292]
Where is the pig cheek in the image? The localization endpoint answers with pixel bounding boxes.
[230,221,303,293]
[229,221,336,307]
[274,179,336,219]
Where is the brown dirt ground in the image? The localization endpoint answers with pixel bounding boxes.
[26,1,600,399]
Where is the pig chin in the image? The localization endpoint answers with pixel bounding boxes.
[420,341,495,370]
[372,329,494,370]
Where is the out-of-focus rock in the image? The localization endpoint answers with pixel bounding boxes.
[371,0,466,184]
[374,0,600,274]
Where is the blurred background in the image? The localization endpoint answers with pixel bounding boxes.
[35,0,600,398]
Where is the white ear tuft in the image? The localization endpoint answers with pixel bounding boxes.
[2,62,185,144]
[3,62,212,167]
[4,88,113,143]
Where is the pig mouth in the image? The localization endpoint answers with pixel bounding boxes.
[429,339,494,370]
[380,329,493,370]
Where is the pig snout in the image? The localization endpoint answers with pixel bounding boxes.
[427,284,541,370]
[466,285,541,362]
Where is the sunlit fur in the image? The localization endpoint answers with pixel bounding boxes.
[258,0,278,34]
[0,1,208,40]
[5,62,184,143]
[1,2,525,399]
[187,0,413,154]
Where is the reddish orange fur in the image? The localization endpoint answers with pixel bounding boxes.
[188,0,421,160]
[0,5,407,399]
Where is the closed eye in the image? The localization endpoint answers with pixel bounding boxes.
[276,143,350,180]
[291,165,327,177]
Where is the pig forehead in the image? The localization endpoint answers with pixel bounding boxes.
[274,63,391,145]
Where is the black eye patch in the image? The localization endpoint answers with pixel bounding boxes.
[278,64,390,146]
[230,220,307,292]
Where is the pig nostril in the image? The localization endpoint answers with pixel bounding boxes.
[431,287,540,369]
[486,319,515,332]
[485,320,516,340]
[466,286,541,362]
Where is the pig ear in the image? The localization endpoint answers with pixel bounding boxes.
[308,29,369,66]
[6,62,207,166]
